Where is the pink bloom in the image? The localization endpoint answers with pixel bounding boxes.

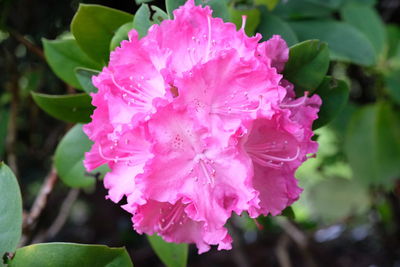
[84,0,320,253]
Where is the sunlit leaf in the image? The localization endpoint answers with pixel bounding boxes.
[345,103,400,188]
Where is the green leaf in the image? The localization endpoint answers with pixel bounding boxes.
[385,70,400,105]
[290,20,376,66]
[31,92,94,123]
[166,0,186,19]
[0,163,22,265]
[151,6,169,24]
[0,109,9,158]
[195,0,230,21]
[308,177,370,222]
[345,103,400,188]
[228,6,261,36]
[7,243,133,267]
[135,0,153,4]
[254,0,280,10]
[283,40,330,93]
[273,0,334,19]
[109,22,134,51]
[386,25,400,61]
[42,38,102,89]
[71,4,134,64]
[341,3,385,56]
[306,0,344,9]
[147,235,188,267]
[134,4,153,38]
[257,8,298,46]
[75,68,100,94]
[313,76,349,129]
[55,124,107,188]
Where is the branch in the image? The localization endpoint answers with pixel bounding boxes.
[20,166,58,246]
[9,30,45,60]
[275,217,317,267]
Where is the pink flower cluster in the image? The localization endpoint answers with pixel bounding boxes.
[84,0,321,253]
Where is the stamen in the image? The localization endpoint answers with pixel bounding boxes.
[158,203,185,231]
[280,92,309,108]
[98,144,147,164]
[241,15,247,31]
[205,15,212,61]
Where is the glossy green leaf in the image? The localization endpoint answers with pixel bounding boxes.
[7,243,133,267]
[195,0,230,21]
[283,40,330,93]
[31,92,94,123]
[307,0,344,9]
[42,38,101,89]
[290,20,376,66]
[151,6,169,24]
[55,124,107,188]
[0,163,22,265]
[134,4,153,38]
[110,22,134,51]
[257,8,298,46]
[254,0,280,10]
[313,76,349,129]
[229,6,261,36]
[147,235,188,267]
[71,4,133,64]
[345,103,400,188]
[166,0,186,19]
[75,68,100,94]
[341,3,385,56]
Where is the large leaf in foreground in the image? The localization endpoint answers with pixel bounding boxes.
[71,4,133,64]
[147,235,188,267]
[0,163,22,265]
[7,243,133,267]
[31,92,94,123]
[284,40,330,93]
[42,38,101,89]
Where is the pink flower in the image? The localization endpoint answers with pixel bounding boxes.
[84,0,320,253]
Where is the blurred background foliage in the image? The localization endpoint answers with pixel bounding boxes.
[1,0,400,266]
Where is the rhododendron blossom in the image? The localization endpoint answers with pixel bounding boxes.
[84,0,321,253]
